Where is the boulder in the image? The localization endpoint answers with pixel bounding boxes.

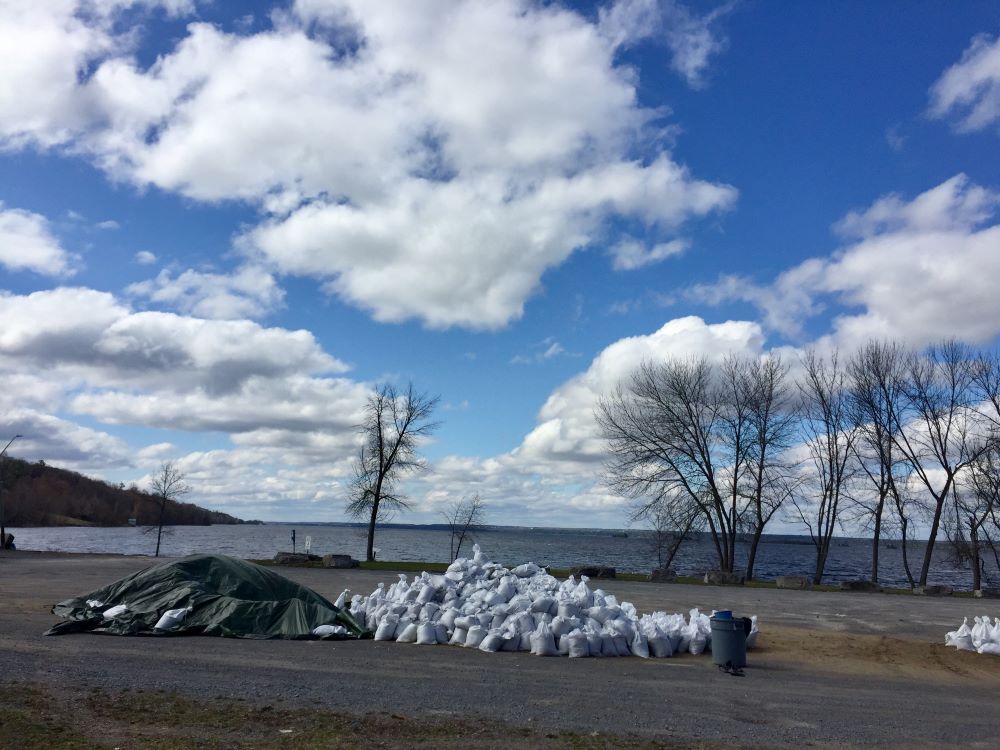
[776,575,810,590]
[704,571,744,585]
[974,588,1000,599]
[913,584,953,597]
[570,565,616,579]
[648,568,677,583]
[322,554,359,569]
[272,552,321,565]
[838,580,881,593]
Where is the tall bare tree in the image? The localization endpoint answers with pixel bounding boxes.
[740,355,797,581]
[792,350,858,584]
[847,341,908,584]
[948,448,1000,591]
[443,494,486,560]
[347,383,439,562]
[149,462,189,557]
[597,358,742,573]
[598,355,793,577]
[892,341,983,586]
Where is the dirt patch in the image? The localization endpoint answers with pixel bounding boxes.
[754,625,1000,684]
[1,683,718,750]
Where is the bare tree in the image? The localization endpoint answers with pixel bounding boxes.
[847,341,908,584]
[597,357,742,573]
[945,453,999,592]
[892,341,983,587]
[443,494,486,560]
[347,383,439,562]
[740,355,798,581]
[148,462,189,557]
[598,355,793,577]
[792,350,858,584]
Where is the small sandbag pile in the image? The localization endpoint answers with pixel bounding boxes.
[945,616,1000,656]
[347,544,759,658]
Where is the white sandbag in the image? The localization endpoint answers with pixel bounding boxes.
[416,584,437,604]
[648,633,673,658]
[374,615,399,641]
[550,616,575,639]
[613,632,631,657]
[513,562,541,578]
[745,615,760,650]
[103,604,128,619]
[396,623,419,643]
[507,594,532,612]
[449,626,468,646]
[464,625,486,648]
[422,602,441,621]
[434,622,449,644]
[154,607,190,631]
[440,607,460,630]
[518,631,532,651]
[497,577,517,601]
[530,596,557,615]
[585,628,603,657]
[600,632,618,657]
[415,622,438,645]
[529,622,559,656]
[312,624,348,637]
[557,601,581,620]
[479,630,506,652]
[566,629,590,658]
[977,642,1000,656]
[86,599,104,608]
[588,606,615,625]
[630,628,650,658]
[334,589,349,608]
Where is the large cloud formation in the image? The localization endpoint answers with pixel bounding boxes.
[0,0,736,330]
[690,175,1000,349]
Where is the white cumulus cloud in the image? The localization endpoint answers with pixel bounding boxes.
[929,32,1000,133]
[0,203,75,276]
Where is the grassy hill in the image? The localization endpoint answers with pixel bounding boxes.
[0,457,244,527]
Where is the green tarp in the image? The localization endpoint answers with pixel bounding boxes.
[45,554,369,639]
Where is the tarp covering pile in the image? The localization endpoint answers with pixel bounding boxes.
[945,616,1000,656]
[45,554,367,639]
[348,544,759,657]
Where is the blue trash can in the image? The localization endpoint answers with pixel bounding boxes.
[710,615,748,668]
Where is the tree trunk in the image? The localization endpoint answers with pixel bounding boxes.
[970,522,982,592]
[155,496,166,557]
[365,499,379,562]
[918,477,954,586]
[899,516,915,589]
[813,539,830,586]
[744,528,764,581]
[870,495,885,584]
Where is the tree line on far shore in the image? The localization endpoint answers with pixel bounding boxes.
[0,457,243,528]
[598,340,1000,591]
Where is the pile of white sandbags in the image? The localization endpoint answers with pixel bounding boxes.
[345,544,758,658]
[945,616,1000,656]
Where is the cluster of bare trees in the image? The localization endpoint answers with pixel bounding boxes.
[598,341,1000,590]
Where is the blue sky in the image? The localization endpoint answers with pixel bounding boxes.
[1,0,999,528]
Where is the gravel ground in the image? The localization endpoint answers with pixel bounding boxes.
[3,552,999,748]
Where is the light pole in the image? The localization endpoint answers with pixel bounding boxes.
[0,434,23,552]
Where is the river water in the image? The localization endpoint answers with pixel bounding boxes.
[10,523,995,590]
